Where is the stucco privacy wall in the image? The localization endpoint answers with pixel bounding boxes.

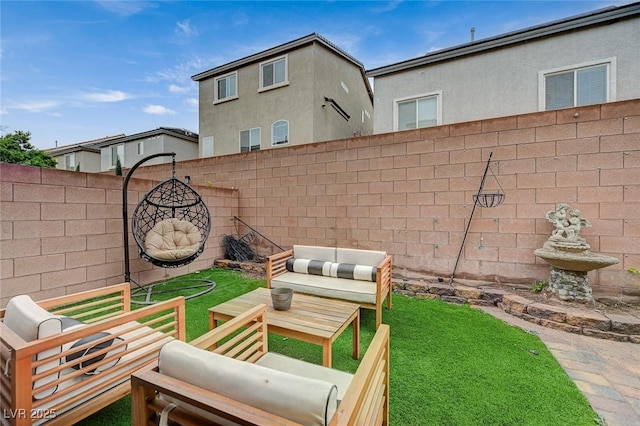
[0,164,239,307]
[135,99,640,300]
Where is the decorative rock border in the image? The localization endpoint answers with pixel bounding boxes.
[213,260,640,344]
[392,278,640,344]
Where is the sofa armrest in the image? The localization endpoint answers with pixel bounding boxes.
[330,324,390,426]
[376,255,393,300]
[190,304,268,360]
[266,249,294,288]
[38,282,132,322]
[1,294,186,425]
[132,367,301,426]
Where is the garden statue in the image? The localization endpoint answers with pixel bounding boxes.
[534,203,618,302]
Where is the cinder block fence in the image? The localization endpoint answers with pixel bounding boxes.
[1,99,639,306]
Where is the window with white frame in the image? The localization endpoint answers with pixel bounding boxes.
[240,128,261,152]
[395,93,440,131]
[272,120,289,145]
[137,141,144,156]
[214,72,237,102]
[202,136,214,157]
[260,56,287,90]
[540,59,614,110]
[65,153,76,170]
[111,144,124,168]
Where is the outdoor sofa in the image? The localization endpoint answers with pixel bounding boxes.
[267,245,393,328]
[0,283,186,426]
[131,303,390,425]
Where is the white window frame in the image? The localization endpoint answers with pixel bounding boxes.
[64,153,76,170]
[271,120,289,146]
[538,58,616,111]
[240,128,261,152]
[137,141,144,156]
[214,71,238,104]
[202,136,214,157]
[259,55,288,92]
[110,144,124,168]
[393,91,442,131]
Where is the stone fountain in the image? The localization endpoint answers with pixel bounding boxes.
[534,203,619,302]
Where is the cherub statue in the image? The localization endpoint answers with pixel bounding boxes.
[565,208,591,240]
[546,203,569,238]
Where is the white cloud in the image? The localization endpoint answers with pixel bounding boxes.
[370,0,403,13]
[9,100,60,112]
[81,90,131,103]
[143,105,175,115]
[169,84,190,94]
[147,57,211,84]
[176,20,198,38]
[185,98,199,108]
[94,1,156,17]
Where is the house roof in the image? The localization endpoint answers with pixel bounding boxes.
[91,127,198,148]
[366,1,640,77]
[192,33,365,82]
[44,134,125,155]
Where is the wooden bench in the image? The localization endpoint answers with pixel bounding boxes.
[131,304,390,425]
[0,283,186,426]
[267,245,393,328]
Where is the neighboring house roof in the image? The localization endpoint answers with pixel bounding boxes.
[91,127,198,148]
[192,32,374,102]
[44,134,125,156]
[366,1,640,77]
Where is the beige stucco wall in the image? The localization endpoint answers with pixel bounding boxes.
[372,17,640,134]
[198,42,372,157]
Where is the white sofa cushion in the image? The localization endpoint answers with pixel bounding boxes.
[336,248,387,266]
[293,245,336,262]
[256,352,354,402]
[3,295,63,399]
[158,340,338,426]
[272,272,377,304]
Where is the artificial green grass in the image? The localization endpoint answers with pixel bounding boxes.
[78,268,600,425]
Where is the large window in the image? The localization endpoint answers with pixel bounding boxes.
[110,144,124,168]
[215,72,237,102]
[240,128,261,152]
[541,60,613,110]
[395,93,440,131]
[260,56,287,90]
[272,120,289,145]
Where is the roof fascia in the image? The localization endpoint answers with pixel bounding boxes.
[366,3,640,77]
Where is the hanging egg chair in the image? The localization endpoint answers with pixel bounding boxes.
[122,152,215,304]
[132,176,210,268]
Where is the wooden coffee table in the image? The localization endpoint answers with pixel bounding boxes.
[208,287,360,367]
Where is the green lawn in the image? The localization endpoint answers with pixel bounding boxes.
[79,268,600,425]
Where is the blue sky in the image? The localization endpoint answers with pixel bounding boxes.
[1,0,627,149]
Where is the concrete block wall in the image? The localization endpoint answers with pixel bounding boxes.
[0,164,239,307]
[133,99,640,301]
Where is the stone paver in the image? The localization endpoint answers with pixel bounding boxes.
[480,306,640,426]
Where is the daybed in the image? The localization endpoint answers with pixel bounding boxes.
[267,245,393,328]
[131,304,390,426]
[0,283,186,426]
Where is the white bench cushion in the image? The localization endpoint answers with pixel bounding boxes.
[159,340,338,426]
[272,272,377,304]
[293,245,336,262]
[336,248,387,265]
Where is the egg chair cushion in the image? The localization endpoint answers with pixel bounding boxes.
[145,218,202,261]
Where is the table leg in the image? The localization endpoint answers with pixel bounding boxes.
[323,341,332,368]
[208,311,218,330]
[353,309,360,360]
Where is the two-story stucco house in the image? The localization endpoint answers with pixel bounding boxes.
[92,127,199,172]
[45,135,124,173]
[367,2,640,134]
[192,33,374,157]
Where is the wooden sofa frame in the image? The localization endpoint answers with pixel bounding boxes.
[132,304,390,426]
[0,283,186,426]
[267,248,393,328]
